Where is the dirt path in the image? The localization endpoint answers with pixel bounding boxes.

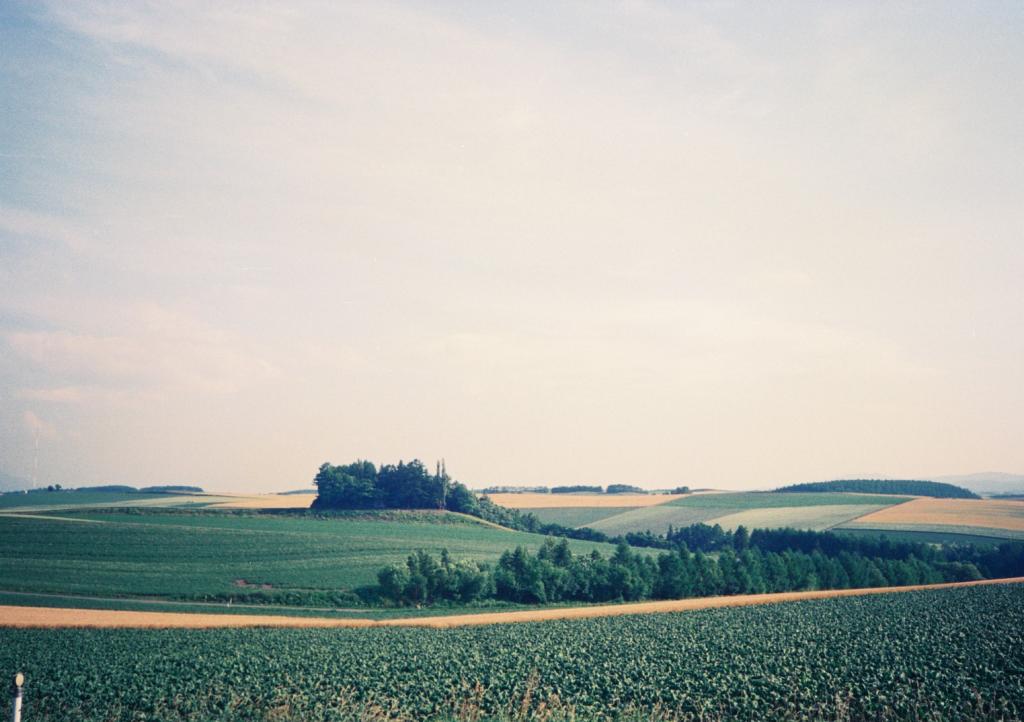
[2,577,1021,629]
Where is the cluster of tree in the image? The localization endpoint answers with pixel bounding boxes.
[376,550,492,605]
[375,537,1024,607]
[606,484,645,494]
[774,479,979,499]
[313,460,457,510]
[551,485,603,494]
[671,486,691,494]
[311,459,532,529]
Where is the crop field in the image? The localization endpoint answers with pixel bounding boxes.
[844,498,1024,533]
[0,490,182,510]
[0,490,243,513]
[489,491,1024,543]
[485,492,680,508]
[0,511,634,607]
[500,491,912,535]
[836,523,1024,541]
[207,494,318,509]
[2,583,1022,721]
[586,504,732,535]
[522,506,634,527]
[707,503,893,532]
[834,528,1009,546]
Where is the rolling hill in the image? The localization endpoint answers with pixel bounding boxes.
[0,509,643,611]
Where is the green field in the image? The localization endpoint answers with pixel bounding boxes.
[0,490,168,509]
[833,528,1007,546]
[834,522,1024,541]
[2,584,1022,721]
[562,492,911,536]
[708,503,894,532]
[523,506,634,527]
[0,489,226,513]
[586,504,731,535]
[0,511,637,607]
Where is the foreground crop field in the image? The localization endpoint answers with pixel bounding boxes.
[0,511,632,606]
[2,584,1022,721]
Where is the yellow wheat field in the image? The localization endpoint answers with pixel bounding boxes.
[207,494,318,509]
[851,497,1024,531]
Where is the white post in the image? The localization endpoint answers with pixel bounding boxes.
[11,673,22,722]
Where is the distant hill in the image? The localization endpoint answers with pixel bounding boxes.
[0,470,31,492]
[931,473,1024,496]
[774,479,979,499]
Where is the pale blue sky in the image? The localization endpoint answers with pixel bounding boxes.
[1,2,1022,491]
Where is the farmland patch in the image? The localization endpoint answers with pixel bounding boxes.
[486,492,679,509]
[2,583,1022,721]
[847,497,1024,532]
[708,503,891,532]
[586,504,731,535]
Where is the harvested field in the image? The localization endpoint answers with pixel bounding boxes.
[207,493,317,509]
[486,492,679,508]
[850,498,1024,532]
[3,577,1021,629]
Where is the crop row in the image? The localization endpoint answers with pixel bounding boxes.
[2,584,1023,721]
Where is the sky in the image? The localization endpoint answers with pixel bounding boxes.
[1,1,1022,492]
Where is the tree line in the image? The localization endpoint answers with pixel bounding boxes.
[374,535,1024,607]
[774,479,979,499]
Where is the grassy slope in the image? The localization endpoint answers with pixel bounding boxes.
[0,511,638,603]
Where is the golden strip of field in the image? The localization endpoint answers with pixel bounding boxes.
[207,494,318,509]
[486,493,680,509]
[851,498,1024,531]
[3,577,1021,629]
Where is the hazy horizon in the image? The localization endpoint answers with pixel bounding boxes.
[2,2,1022,493]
